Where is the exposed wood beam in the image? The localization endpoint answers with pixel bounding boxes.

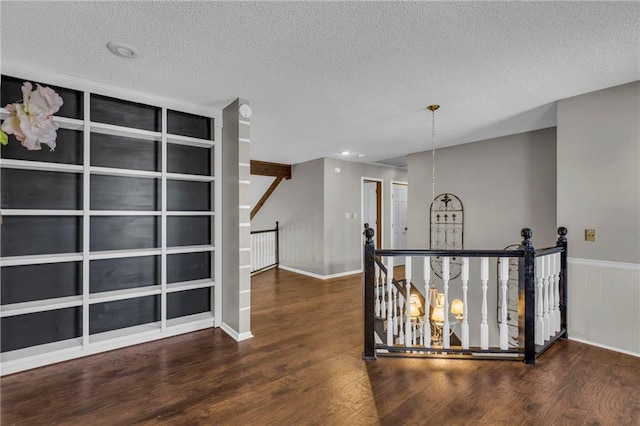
[250,160,291,179]
[251,177,284,220]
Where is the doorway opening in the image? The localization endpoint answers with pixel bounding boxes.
[362,178,382,248]
[391,181,408,264]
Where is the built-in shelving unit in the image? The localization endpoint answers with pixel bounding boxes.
[0,74,220,375]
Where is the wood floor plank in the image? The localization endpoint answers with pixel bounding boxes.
[1,267,639,425]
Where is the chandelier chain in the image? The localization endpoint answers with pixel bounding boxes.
[431,108,436,219]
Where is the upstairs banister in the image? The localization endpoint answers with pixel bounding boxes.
[363,226,569,364]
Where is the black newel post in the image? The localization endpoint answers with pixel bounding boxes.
[275,221,280,267]
[556,227,568,337]
[520,228,536,364]
[363,224,376,360]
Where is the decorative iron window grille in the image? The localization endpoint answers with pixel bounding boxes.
[430,193,463,279]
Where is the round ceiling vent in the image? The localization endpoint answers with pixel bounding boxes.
[106,42,140,59]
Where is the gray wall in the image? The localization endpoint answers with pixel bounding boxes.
[252,158,325,275]
[557,81,640,356]
[407,128,558,253]
[323,158,407,275]
[252,157,407,276]
[557,81,640,263]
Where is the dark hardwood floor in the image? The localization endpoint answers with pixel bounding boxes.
[1,268,639,425]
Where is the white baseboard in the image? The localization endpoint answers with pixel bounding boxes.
[569,337,640,358]
[221,322,253,342]
[278,265,362,280]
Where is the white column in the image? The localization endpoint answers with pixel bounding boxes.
[423,256,431,348]
[442,257,450,349]
[480,257,489,350]
[386,257,394,346]
[499,257,509,350]
[404,257,412,346]
[543,255,551,339]
[461,257,470,349]
[536,256,545,345]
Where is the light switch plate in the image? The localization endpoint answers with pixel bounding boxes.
[585,229,596,242]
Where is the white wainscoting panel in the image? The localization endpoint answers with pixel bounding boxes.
[568,258,639,357]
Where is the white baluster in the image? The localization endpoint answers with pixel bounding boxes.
[499,257,509,350]
[392,286,398,336]
[442,257,450,349]
[405,257,412,347]
[411,321,417,346]
[398,294,405,344]
[547,254,554,337]
[543,255,551,340]
[554,253,561,332]
[380,269,387,318]
[535,256,545,345]
[480,257,489,350]
[386,258,394,346]
[461,257,470,349]
[423,256,431,348]
[259,234,264,269]
[375,264,381,317]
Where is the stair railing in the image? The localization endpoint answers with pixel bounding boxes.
[250,221,279,274]
[363,226,568,364]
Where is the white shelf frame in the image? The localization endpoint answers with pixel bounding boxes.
[166,278,214,293]
[0,159,83,173]
[0,296,83,318]
[0,78,222,376]
[89,285,162,304]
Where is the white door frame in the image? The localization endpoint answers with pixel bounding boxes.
[361,177,384,249]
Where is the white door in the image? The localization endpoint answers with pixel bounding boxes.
[392,183,408,250]
[363,181,377,237]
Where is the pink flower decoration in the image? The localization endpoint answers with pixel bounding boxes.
[0,82,64,151]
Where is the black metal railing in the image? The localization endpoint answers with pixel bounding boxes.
[363,226,568,364]
[251,221,279,274]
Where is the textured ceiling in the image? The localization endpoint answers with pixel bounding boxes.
[1,2,639,165]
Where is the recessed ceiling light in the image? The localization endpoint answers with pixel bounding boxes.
[358,154,365,158]
[106,42,140,59]
[341,151,351,155]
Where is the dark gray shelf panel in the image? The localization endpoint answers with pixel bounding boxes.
[167,252,211,284]
[1,307,82,352]
[167,216,211,247]
[167,180,211,211]
[1,262,82,305]
[167,144,211,176]
[1,216,82,257]
[90,256,160,294]
[1,169,82,210]
[89,296,160,335]
[167,110,212,140]
[167,287,211,319]
[91,94,161,132]
[91,175,160,211]
[91,133,160,172]
[0,128,83,165]
[90,216,159,252]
